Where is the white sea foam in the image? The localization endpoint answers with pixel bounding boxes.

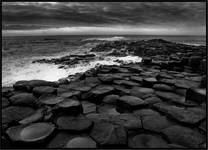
[83,36,126,41]
[2,63,69,87]
[2,55,142,87]
[65,55,142,75]
[182,43,204,46]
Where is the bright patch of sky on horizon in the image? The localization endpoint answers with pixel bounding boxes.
[2,2,206,36]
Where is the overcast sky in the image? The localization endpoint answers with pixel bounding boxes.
[2,2,206,36]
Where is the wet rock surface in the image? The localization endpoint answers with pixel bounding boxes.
[118,95,148,110]
[9,93,38,107]
[39,94,65,105]
[90,122,127,146]
[2,39,206,148]
[54,114,93,132]
[65,136,97,148]
[110,113,142,129]
[81,101,97,114]
[56,99,82,114]
[128,134,169,148]
[6,123,55,144]
[46,132,81,148]
[162,125,205,148]
[153,102,205,125]
[2,106,35,129]
[32,86,57,96]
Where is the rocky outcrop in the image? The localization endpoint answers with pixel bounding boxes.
[2,39,206,148]
[32,54,96,67]
[90,39,206,74]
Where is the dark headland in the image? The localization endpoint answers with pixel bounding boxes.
[2,39,206,148]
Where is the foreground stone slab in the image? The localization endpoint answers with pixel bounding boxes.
[13,81,31,91]
[10,93,38,107]
[130,87,155,99]
[174,88,187,96]
[113,85,130,95]
[174,79,200,89]
[71,85,92,92]
[65,137,97,148]
[56,87,69,95]
[98,73,123,83]
[82,85,114,103]
[144,96,162,105]
[142,115,173,132]
[113,80,140,87]
[159,78,175,86]
[81,101,96,114]
[110,113,142,130]
[128,134,169,148]
[2,106,35,128]
[130,76,143,83]
[142,77,157,87]
[6,123,55,143]
[185,76,203,82]
[111,67,130,73]
[155,91,184,103]
[90,122,127,146]
[58,91,81,98]
[59,81,92,92]
[19,108,44,124]
[162,125,204,148]
[13,80,57,91]
[153,103,205,125]
[156,72,173,80]
[32,86,56,96]
[54,114,93,132]
[103,94,119,104]
[39,94,65,105]
[133,108,160,117]
[84,77,101,88]
[153,84,174,91]
[117,96,148,110]
[186,88,206,103]
[48,132,84,148]
[85,113,111,123]
[98,104,120,116]
[127,65,142,73]
[56,99,82,114]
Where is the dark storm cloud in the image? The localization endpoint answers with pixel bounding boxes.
[2,2,206,35]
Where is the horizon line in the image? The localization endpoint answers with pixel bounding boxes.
[2,34,206,37]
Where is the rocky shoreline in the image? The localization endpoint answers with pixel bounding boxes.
[2,39,207,148]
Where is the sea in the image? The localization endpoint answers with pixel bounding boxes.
[2,35,206,87]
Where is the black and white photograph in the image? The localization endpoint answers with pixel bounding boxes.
[1,1,207,149]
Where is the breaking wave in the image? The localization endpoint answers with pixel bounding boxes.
[83,36,127,41]
[2,55,142,87]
